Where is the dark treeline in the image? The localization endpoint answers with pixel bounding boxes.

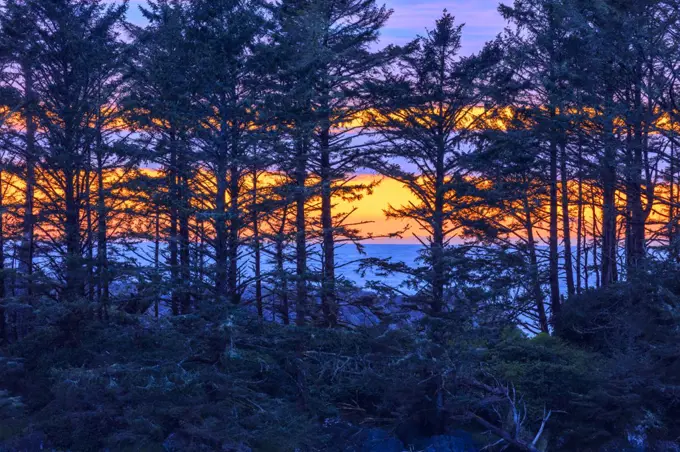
[1,0,680,451]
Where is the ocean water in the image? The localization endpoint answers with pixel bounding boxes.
[117,241,604,293]
[329,243,602,294]
[118,241,423,289]
[330,244,422,288]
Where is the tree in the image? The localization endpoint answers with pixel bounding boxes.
[264,0,323,326]
[125,0,197,314]
[25,0,128,299]
[186,0,267,306]
[467,115,553,333]
[301,0,392,326]
[365,11,499,314]
[498,0,586,315]
[0,0,40,299]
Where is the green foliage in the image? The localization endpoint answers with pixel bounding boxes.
[2,304,333,450]
[482,330,616,449]
[2,269,680,451]
[556,263,680,447]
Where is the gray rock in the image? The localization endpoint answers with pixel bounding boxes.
[414,433,477,452]
[358,428,405,452]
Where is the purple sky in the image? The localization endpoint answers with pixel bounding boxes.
[123,0,508,56]
[381,0,507,54]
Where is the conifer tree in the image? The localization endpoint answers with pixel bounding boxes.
[265,0,323,325]
[270,0,393,326]
[365,12,500,314]
[22,0,128,299]
[498,0,583,316]
[125,0,197,314]
[186,0,267,306]
[0,0,41,298]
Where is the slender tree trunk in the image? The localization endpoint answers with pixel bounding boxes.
[294,137,308,326]
[197,220,205,288]
[154,204,160,319]
[591,187,601,288]
[64,169,83,299]
[226,119,242,306]
[0,170,5,301]
[670,121,678,260]
[96,150,109,317]
[584,240,590,291]
[547,12,561,318]
[0,171,4,341]
[252,172,263,319]
[560,143,575,298]
[601,98,618,287]
[431,140,446,315]
[625,80,646,273]
[549,133,561,317]
[276,239,290,326]
[524,195,549,334]
[215,158,228,303]
[319,125,338,326]
[168,139,180,316]
[85,151,94,303]
[179,172,191,314]
[227,161,241,305]
[576,147,584,294]
[276,204,290,325]
[17,63,36,299]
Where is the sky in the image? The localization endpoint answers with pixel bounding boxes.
[124,0,508,56]
[121,0,509,243]
[381,0,507,54]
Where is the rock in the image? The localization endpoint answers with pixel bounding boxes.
[162,432,252,452]
[358,428,405,452]
[0,431,47,451]
[323,421,404,452]
[413,432,477,452]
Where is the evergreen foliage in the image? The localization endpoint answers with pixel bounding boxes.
[1,0,680,450]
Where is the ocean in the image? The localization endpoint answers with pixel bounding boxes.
[115,241,604,294]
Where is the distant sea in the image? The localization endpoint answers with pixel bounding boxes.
[122,242,601,293]
[329,244,422,288]
[330,243,599,293]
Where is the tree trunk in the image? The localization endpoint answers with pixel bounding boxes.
[252,172,263,319]
[670,121,678,260]
[431,140,446,315]
[319,125,338,326]
[0,170,5,301]
[591,188,601,288]
[625,79,646,273]
[227,161,241,305]
[601,104,619,287]
[85,151,94,303]
[16,63,36,299]
[547,10,561,319]
[524,195,549,334]
[276,238,290,325]
[215,159,228,303]
[576,146,584,294]
[226,120,242,306]
[560,143,575,298]
[549,134,561,318]
[154,204,160,318]
[64,169,83,299]
[96,151,109,318]
[295,137,308,326]
[168,139,180,316]
[276,204,290,325]
[179,172,191,314]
